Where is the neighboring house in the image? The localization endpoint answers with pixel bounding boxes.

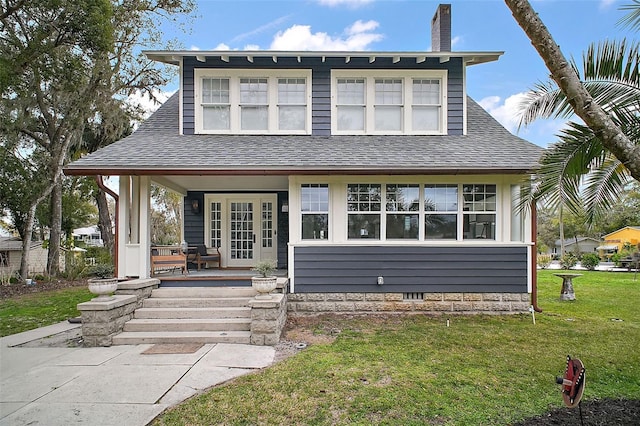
[551,237,600,258]
[0,237,49,278]
[65,5,542,313]
[73,226,104,247]
[600,226,640,254]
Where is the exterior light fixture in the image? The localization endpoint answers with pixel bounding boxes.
[191,199,200,214]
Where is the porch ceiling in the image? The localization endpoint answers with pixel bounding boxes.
[152,175,289,194]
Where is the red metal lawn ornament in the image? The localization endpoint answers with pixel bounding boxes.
[556,355,586,408]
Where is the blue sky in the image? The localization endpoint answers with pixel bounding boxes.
[151,0,633,147]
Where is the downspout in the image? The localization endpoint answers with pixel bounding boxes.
[531,202,542,312]
[95,175,119,277]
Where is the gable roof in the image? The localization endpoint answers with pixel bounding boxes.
[554,237,601,247]
[65,93,543,176]
[604,226,640,239]
[0,237,43,251]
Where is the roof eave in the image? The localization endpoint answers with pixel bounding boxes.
[64,165,536,177]
[144,50,503,67]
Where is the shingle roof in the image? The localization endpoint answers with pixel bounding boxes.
[0,237,42,251]
[65,93,543,176]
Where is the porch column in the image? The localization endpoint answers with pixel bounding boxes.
[138,176,152,278]
[117,176,131,280]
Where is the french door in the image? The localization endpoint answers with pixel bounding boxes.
[205,194,277,267]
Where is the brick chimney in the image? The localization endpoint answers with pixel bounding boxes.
[431,4,451,52]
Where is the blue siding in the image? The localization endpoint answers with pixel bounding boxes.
[182,56,465,135]
[294,245,528,293]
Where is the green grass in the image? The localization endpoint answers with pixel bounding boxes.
[0,286,93,337]
[154,270,640,426]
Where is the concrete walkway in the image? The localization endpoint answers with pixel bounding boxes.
[0,321,275,426]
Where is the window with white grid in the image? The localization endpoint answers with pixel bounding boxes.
[195,69,311,134]
[332,70,446,135]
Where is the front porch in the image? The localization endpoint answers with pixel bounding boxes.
[152,267,289,289]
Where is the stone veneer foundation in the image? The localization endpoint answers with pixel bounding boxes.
[287,292,531,314]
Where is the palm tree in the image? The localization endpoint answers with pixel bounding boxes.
[518,38,640,225]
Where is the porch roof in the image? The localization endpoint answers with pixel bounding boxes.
[64,94,543,176]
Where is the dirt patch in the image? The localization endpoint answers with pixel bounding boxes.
[1,279,87,299]
[515,398,640,425]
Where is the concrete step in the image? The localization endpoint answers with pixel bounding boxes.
[142,297,252,309]
[151,286,257,298]
[134,306,251,319]
[123,318,251,332]
[112,331,251,345]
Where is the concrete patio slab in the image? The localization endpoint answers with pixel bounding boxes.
[0,402,26,419]
[0,364,90,402]
[38,364,190,404]
[0,402,168,426]
[0,321,278,426]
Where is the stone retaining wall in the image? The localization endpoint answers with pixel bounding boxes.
[249,294,287,345]
[78,295,137,346]
[78,278,159,346]
[287,292,531,314]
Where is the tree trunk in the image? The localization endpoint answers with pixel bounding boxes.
[96,188,114,259]
[46,179,62,275]
[19,181,57,281]
[559,206,565,259]
[504,0,640,182]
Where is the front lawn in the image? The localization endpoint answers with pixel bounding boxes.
[0,285,92,337]
[153,270,640,425]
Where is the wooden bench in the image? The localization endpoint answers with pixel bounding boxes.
[151,246,187,276]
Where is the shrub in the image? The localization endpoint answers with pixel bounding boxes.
[560,253,578,269]
[580,253,600,271]
[86,263,115,279]
[537,254,552,269]
[251,259,277,277]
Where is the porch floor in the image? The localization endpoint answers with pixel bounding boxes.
[152,268,288,287]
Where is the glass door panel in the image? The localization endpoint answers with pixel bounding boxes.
[229,201,254,265]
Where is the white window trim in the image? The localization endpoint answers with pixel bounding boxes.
[290,176,518,245]
[331,70,448,135]
[194,69,312,135]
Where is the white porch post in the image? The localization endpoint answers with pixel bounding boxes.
[117,177,131,280]
[138,176,152,278]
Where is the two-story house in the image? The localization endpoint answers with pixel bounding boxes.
[66,5,542,315]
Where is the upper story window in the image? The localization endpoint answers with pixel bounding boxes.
[332,70,447,135]
[195,69,312,134]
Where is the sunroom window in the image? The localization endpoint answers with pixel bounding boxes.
[462,184,497,240]
[347,184,381,239]
[424,184,458,239]
[386,184,419,239]
[301,184,329,240]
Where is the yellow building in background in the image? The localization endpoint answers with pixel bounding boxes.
[601,226,640,253]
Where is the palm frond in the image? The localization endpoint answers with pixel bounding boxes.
[618,0,640,31]
[518,39,640,125]
[582,155,632,224]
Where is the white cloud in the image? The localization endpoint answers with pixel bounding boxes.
[244,44,260,51]
[213,43,230,50]
[318,0,374,8]
[479,93,568,147]
[479,93,529,133]
[230,15,292,43]
[451,35,462,49]
[127,89,175,124]
[270,20,383,51]
[599,0,616,9]
[189,45,201,51]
